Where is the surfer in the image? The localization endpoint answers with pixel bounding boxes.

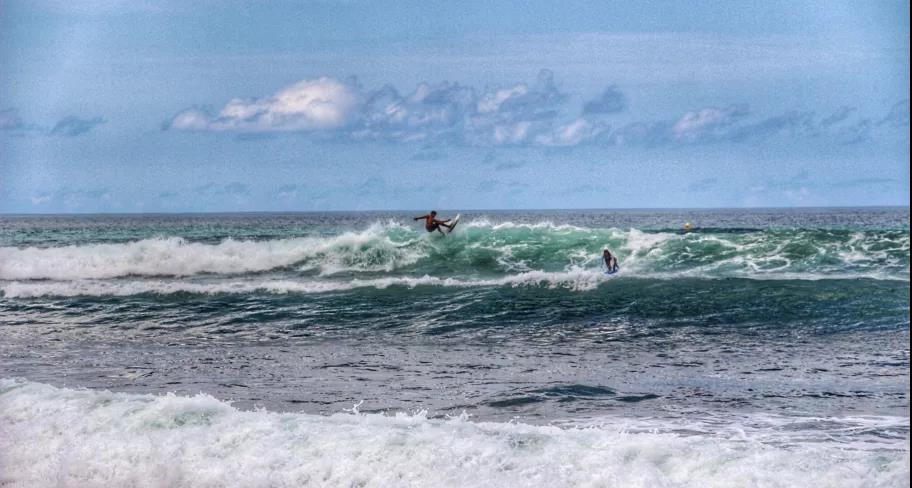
[414,211,454,235]
[603,249,619,273]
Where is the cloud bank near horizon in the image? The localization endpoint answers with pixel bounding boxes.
[165,71,908,148]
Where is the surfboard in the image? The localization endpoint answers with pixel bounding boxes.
[446,214,461,234]
[600,260,619,275]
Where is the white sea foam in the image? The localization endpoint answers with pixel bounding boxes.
[0,379,907,488]
[0,223,425,280]
[0,269,609,298]
[462,218,589,232]
[0,222,907,283]
[4,267,908,299]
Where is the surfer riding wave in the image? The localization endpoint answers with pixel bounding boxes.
[414,211,456,235]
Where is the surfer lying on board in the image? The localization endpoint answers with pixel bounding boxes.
[414,211,454,235]
[603,249,619,273]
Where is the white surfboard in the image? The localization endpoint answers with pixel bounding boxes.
[447,214,461,234]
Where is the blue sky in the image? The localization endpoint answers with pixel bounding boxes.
[1,0,909,212]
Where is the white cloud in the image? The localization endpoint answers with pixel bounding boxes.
[165,72,885,149]
[492,121,533,145]
[167,73,570,145]
[477,85,529,114]
[671,106,746,142]
[169,77,358,132]
[535,118,607,146]
[169,109,211,130]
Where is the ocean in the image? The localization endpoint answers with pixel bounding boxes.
[0,208,909,487]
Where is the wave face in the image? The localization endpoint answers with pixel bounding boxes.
[1,211,908,485]
[0,223,425,280]
[1,219,908,283]
[1,211,908,341]
[1,379,908,488]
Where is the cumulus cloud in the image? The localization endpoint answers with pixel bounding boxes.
[477,69,564,119]
[168,70,571,146]
[671,105,748,142]
[50,116,106,136]
[170,77,359,132]
[465,69,567,146]
[168,108,211,131]
[535,118,609,146]
[582,86,626,115]
[355,81,476,143]
[607,106,878,147]
[166,71,894,149]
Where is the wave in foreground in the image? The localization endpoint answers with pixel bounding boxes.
[0,379,907,488]
[3,269,910,299]
[0,221,908,283]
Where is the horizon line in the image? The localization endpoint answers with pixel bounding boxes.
[1,204,909,217]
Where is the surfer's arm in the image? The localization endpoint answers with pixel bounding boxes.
[414,215,428,221]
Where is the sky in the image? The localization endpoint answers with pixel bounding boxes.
[0,0,909,212]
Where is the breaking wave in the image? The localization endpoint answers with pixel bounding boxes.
[0,270,611,298]
[0,222,426,280]
[1,220,908,287]
[0,379,907,488]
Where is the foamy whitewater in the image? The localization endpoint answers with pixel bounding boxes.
[1,209,909,487]
[1,380,907,488]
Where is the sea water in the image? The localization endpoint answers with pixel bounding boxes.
[0,208,909,487]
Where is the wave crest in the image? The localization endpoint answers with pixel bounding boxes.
[0,223,425,280]
[1,221,908,282]
[1,379,907,488]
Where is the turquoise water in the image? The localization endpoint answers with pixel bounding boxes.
[1,208,909,486]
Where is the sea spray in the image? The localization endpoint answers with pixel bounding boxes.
[1,379,908,488]
[1,221,908,282]
[1,210,908,488]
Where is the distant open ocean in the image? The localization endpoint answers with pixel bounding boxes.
[1,208,909,487]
